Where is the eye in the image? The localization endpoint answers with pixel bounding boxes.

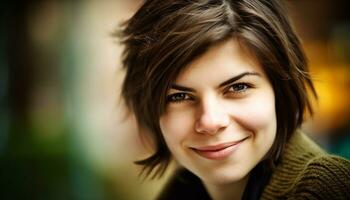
[166,93,193,103]
[225,83,252,95]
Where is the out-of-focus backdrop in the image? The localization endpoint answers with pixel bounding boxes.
[0,0,349,199]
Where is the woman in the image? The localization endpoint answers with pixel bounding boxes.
[117,0,350,199]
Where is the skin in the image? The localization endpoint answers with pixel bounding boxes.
[159,38,277,200]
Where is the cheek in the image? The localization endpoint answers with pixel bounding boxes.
[232,92,276,132]
[159,109,194,146]
[251,98,275,129]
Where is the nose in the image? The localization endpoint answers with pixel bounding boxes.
[194,97,230,135]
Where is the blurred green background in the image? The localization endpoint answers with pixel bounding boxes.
[0,0,349,200]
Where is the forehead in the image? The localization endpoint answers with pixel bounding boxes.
[174,39,265,86]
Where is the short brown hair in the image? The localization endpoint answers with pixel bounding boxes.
[117,0,316,179]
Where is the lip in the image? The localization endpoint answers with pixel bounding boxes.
[191,137,248,160]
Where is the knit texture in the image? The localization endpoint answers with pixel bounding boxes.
[261,131,350,199]
[157,131,350,199]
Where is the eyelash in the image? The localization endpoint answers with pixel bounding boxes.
[166,93,193,104]
[225,82,252,95]
[166,83,253,104]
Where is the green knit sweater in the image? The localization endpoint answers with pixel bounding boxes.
[157,131,350,199]
[261,131,350,199]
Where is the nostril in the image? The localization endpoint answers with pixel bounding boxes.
[195,97,230,134]
[194,112,229,134]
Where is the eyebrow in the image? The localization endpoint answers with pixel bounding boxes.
[170,84,195,92]
[218,72,261,87]
[170,71,261,92]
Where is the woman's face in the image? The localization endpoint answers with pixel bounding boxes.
[159,39,277,185]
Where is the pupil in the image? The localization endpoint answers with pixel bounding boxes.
[237,84,244,90]
[175,94,184,100]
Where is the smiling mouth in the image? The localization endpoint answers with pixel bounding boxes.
[191,137,248,160]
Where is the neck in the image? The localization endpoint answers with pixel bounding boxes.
[203,174,250,200]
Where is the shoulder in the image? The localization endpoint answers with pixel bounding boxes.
[287,155,350,199]
[262,131,350,200]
